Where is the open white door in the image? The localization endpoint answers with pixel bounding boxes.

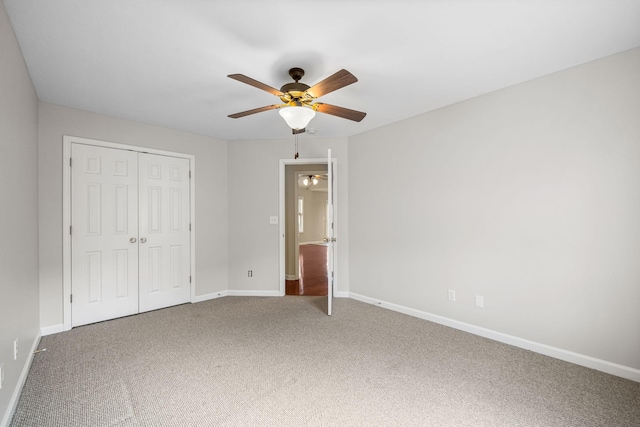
[327,149,335,315]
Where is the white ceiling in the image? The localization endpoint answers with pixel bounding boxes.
[4,0,640,141]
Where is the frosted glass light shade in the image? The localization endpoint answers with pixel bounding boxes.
[279,106,316,129]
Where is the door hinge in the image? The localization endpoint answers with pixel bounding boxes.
[189,276,192,283]
[189,170,191,179]
[70,226,72,235]
[70,294,73,303]
[189,223,191,231]
[69,158,72,167]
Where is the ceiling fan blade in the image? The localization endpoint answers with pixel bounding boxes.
[228,104,281,119]
[306,69,358,98]
[315,103,366,122]
[228,74,284,96]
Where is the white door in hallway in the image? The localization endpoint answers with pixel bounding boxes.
[327,149,335,316]
[138,153,191,312]
[71,144,139,327]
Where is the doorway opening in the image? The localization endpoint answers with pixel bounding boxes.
[279,158,336,298]
[284,165,328,295]
[290,169,329,295]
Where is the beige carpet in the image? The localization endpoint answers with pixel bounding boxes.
[11,297,640,426]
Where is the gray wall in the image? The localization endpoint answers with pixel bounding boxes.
[300,188,328,244]
[0,2,40,423]
[348,48,640,370]
[228,137,349,294]
[38,103,229,329]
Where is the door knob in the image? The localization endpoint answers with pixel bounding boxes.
[130,237,137,243]
[140,237,147,243]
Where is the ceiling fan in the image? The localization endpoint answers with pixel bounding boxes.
[300,174,327,185]
[227,67,366,134]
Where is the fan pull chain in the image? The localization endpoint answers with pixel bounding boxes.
[294,133,299,159]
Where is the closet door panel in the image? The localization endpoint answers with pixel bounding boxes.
[138,153,191,312]
[71,144,139,327]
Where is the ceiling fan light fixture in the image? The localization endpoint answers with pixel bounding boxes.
[279,106,316,130]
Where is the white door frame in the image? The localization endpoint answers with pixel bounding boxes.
[279,157,338,297]
[62,135,196,331]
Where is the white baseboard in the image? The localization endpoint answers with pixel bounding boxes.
[192,291,228,303]
[349,293,640,383]
[1,333,41,427]
[40,323,64,336]
[285,275,297,281]
[334,291,349,298]
[227,290,281,297]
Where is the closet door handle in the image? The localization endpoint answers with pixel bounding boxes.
[140,237,147,243]
[130,237,137,243]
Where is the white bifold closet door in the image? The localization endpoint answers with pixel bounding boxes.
[71,144,191,327]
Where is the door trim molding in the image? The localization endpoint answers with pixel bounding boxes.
[62,135,196,331]
[278,157,338,297]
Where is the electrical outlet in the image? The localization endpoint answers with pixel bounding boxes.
[269,216,278,225]
[475,295,484,308]
[14,338,18,360]
[248,270,253,277]
[447,289,456,301]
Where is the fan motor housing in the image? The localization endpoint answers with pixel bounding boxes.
[280,82,310,95]
[281,67,311,100]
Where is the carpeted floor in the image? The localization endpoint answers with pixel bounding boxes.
[10,297,640,426]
